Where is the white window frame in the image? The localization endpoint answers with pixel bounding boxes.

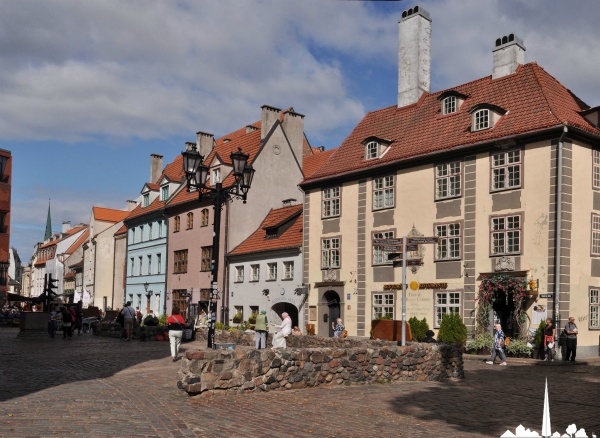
[435,223,461,260]
[321,238,340,269]
[157,254,162,274]
[473,108,490,131]
[366,141,380,160]
[435,161,461,200]
[373,231,394,265]
[491,214,522,255]
[147,255,152,275]
[267,263,277,281]
[322,187,340,218]
[590,287,600,330]
[492,149,522,191]
[373,175,394,210]
[148,223,153,240]
[138,256,143,276]
[592,214,600,256]
[594,150,600,189]
[235,266,244,283]
[373,292,395,319]
[442,96,457,115]
[143,193,149,207]
[434,291,461,328]
[212,168,221,185]
[283,261,294,280]
[161,186,169,201]
[250,264,260,282]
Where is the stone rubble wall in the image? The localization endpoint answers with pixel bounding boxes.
[178,341,464,396]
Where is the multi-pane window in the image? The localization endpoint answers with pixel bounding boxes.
[321,238,340,269]
[201,209,209,227]
[435,161,461,200]
[267,263,277,280]
[283,261,294,279]
[590,288,599,329]
[473,109,490,131]
[491,214,521,255]
[322,187,340,218]
[159,220,164,238]
[442,96,457,115]
[373,231,394,265]
[143,193,149,207]
[174,250,188,274]
[250,264,260,281]
[148,223,153,240]
[187,212,193,229]
[201,247,212,271]
[592,214,600,256]
[435,291,461,327]
[172,290,189,317]
[492,150,521,191]
[373,176,394,210]
[594,150,600,189]
[147,255,152,275]
[373,293,394,319]
[235,266,244,282]
[366,141,379,160]
[157,254,162,274]
[129,258,134,276]
[161,186,169,201]
[436,223,461,260]
[174,216,180,232]
[138,256,143,275]
[212,168,221,185]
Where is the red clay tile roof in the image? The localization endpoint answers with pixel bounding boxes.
[303,148,336,178]
[228,204,303,256]
[65,229,90,255]
[39,224,88,249]
[114,224,128,236]
[92,207,129,223]
[303,63,600,184]
[145,183,160,191]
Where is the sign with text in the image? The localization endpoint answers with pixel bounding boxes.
[407,236,439,244]
[539,293,553,298]
[382,244,418,252]
[373,238,403,245]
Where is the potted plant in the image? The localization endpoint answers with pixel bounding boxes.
[466,332,494,355]
[232,311,243,324]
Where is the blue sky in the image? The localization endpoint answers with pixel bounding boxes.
[6,0,600,263]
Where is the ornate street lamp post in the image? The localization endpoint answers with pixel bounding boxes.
[143,282,153,315]
[181,145,255,348]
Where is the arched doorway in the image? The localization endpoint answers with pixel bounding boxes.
[271,302,299,329]
[323,290,341,337]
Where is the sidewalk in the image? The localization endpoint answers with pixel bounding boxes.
[1,327,599,437]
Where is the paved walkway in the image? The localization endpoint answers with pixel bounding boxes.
[1,327,599,438]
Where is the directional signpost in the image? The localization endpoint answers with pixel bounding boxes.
[376,235,439,346]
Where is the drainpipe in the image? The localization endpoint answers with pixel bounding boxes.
[554,126,568,341]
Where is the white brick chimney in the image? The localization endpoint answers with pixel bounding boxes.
[398,5,431,108]
[150,154,163,184]
[196,131,215,159]
[261,105,281,140]
[282,109,305,161]
[61,221,71,233]
[126,200,137,211]
[492,33,526,79]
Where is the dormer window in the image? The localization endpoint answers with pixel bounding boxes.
[142,193,149,207]
[442,96,457,115]
[211,168,221,185]
[438,90,467,116]
[363,136,391,160]
[470,104,506,132]
[161,186,169,201]
[366,141,380,160]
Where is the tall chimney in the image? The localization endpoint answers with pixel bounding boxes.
[196,131,215,159]
[492,34,525,79]
[150,154,163,184]
[261,105,281,140]
[126,200,137,211]
[398,5,431,108]
[282,109,305,161]
[62,221,71,233]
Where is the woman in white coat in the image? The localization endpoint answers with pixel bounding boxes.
[271,312,292,349]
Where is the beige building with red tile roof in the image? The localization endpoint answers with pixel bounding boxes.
[300,6,600,356]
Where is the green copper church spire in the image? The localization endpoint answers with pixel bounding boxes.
[44,199,52,241]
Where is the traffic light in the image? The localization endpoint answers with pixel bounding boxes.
[46,274,59,297]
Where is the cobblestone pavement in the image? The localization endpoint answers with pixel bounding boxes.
[1,327,599,438]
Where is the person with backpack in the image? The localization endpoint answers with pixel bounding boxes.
[486,322,507,366]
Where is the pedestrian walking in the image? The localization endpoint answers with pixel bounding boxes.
[60,306,73,339]
[486,323,507,366]
[121,301,136,340]
[564,316,578,362]
[167,307,186,362]
[543,317,556,361]
[254,310,268,349]
[271,312,292,349]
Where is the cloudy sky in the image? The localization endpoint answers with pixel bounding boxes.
[5,0,600,263]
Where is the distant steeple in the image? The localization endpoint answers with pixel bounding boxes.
[44,200,52,241]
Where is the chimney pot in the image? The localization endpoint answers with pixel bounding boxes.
[492,33,525,79]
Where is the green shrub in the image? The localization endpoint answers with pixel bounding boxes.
[232,311,243,322]
[437,313,468,344]
[534,319,547,349]
[506,338,532,357]
[248,313,258,325]
[158,313,168,326]
[466,332,494,354]
[215,322,226,330]
[409,316,429,342]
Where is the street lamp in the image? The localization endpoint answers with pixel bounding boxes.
[143,282,153,315]
[182,144,255,348]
